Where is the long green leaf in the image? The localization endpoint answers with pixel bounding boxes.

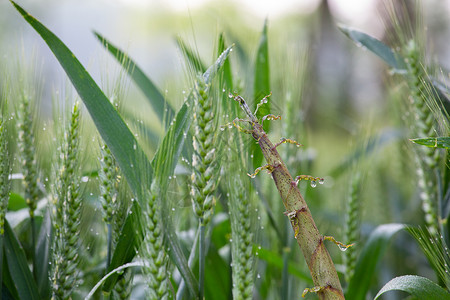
[102,203,143,292]
[375,275,450,300]
[10,0,152,199]
[35,210,52,299]
[9,2,154,294]
[410,137,450,149]
[217,33,233,91]
[94,31,175,125]
[346,223,405,300]
[252,19,271,170]
[339,25,406,72]
[3,219,40,300]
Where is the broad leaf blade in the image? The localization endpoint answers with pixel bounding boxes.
[410,137,450,149]
[375,275,450,300]
[3,219,40,300]
[346,223,405,300]
[339,25,406,72]
[10,0,153,199]
[9,2,154,294]
[94,31,174,125]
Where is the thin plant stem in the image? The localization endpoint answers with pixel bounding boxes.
[199,222,205,300]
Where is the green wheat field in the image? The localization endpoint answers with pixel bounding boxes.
[0,0,449,299]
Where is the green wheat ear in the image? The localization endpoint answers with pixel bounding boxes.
[403,40,440,234]
[141,181,169,300]
[51,101,83,300]
[343,172,361,285]
[0,117,12,235]
[19,95,39,218]
[228,162,256,300]
[190,77,220,226]
[99,143,132,297]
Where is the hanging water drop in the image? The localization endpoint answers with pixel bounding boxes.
[338,244,349,252]
[310,180,317,188]
[319,178,324,185]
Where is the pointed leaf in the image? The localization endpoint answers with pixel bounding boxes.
[375,275,450,300]
[94,32,175,125]
[346,223,405,300]
[10,0,153,201]
[3,219,40,300]
[410,137,450,149]
[216,33,233,91]
[102,203,143,291]
[35,210,52,299]
[339,25,406,72]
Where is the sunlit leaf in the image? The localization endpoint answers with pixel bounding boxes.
[410,137,450,149]
[3,219,40,300]
[339,25,406,72]
[346,223,405,300]
[375,275,450,300]
[94,32,175,126]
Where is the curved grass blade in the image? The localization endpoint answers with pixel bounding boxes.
[9,1,154,294]
[375,275,450,300]
[339,25,406,72]
[35,209,52,299]
[9,0,153,199]
[346,223,405,300]
[410,137,450,149]
[3,219,40,300]
[94,31,175,125]
[176,36,207,74]
[217,33,233,91]
[102,203,143,292]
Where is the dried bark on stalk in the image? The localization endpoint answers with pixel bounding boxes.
[230,94,344,299]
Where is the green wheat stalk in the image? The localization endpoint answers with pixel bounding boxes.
[51,101,83,299]
[190,76,221,298]
[343,172,361,285]
[403,40,441,234]
[140,181,170,300]
[0,117,11,235]
[99,143,132,298]
[18,94,40,250]
[228,167,256,300]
